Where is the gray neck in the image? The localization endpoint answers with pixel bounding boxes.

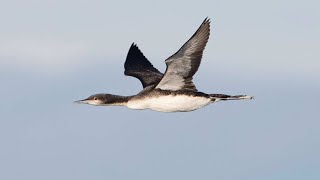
[104,94,132,106]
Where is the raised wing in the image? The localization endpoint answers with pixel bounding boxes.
[124,43,163,88]
[155,18,210,91]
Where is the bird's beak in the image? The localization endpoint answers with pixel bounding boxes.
[74,99,88,104]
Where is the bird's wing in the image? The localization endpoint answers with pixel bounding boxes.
[155,18,210,91]
[124,43,163,88]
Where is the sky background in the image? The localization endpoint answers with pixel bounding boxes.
[0,0,319,180]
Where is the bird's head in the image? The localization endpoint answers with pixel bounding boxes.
[75,94,110,106]
[75,94,128,106]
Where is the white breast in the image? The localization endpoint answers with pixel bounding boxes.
[126,95,212,112]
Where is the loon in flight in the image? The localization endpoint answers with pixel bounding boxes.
[75,18,253,112]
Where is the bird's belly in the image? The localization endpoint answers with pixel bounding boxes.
[127,95,212,112]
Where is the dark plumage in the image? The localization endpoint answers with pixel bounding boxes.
[124,43,163,88]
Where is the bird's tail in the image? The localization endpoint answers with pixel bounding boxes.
[209,94,254,102]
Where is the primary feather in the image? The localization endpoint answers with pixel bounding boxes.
[124,43,163,88]
[155,18,211,91]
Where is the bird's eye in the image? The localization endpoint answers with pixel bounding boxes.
[93,97,97,100]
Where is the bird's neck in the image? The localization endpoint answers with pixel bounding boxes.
[105,94,132,106]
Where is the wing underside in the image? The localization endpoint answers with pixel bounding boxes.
[155,18,211,91]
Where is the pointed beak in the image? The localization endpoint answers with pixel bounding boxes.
[74,99,88,104]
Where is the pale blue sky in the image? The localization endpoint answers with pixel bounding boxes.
[0,0,319,180]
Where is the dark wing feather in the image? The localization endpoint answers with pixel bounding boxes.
[124,43,163,88]
[155,18,210,91]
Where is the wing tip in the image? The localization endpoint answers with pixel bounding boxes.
[130,42,145,53]
[130,42,137,48]
[202,17,211,30]
[204,17,211,22]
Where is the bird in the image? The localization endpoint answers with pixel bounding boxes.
[75,18,253,112]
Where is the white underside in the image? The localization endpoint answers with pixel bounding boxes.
[126,95,212,112]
